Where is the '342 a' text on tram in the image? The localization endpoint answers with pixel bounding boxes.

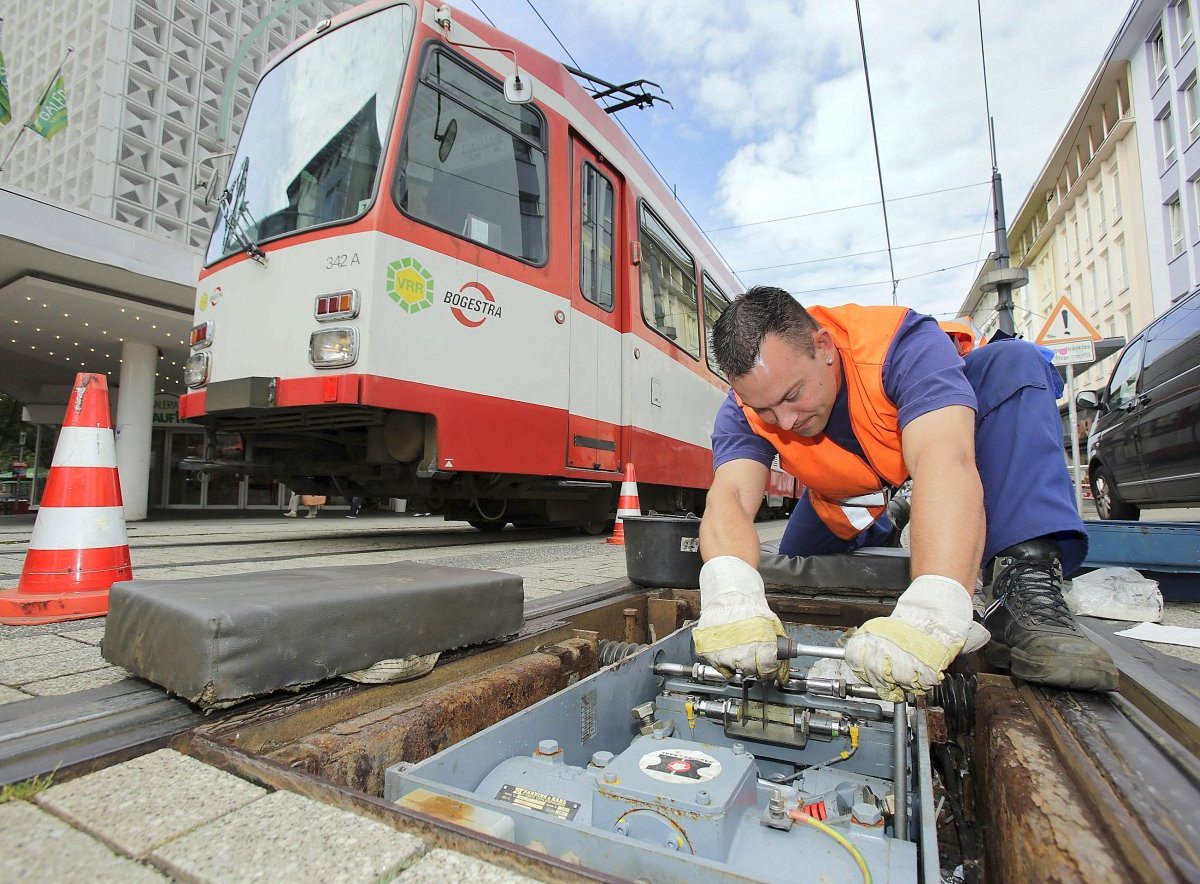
[179,0,798,531]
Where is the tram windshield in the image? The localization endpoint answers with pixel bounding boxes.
[205,5,414,265]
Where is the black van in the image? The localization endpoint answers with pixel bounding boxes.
[1080,289,1200,519]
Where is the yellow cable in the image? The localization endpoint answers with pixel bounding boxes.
[685,701,696,734]
[840,724,861,760]
[791,811,872,884]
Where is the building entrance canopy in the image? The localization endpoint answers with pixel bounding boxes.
[0,184,202,519]
[0,185,198,408]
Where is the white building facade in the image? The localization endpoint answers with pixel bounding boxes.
[1006,62,1156,396]
[1132,0,1200,314]
[3,0,352,248]
[963,0,1200,400]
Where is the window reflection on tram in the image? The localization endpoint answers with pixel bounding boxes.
[204,5,413,264]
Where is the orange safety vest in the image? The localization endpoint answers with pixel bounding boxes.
[739,304,910,539]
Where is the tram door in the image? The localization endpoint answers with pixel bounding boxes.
[568,136,623,472]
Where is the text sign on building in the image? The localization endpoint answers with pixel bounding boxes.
[152,395,181,425]
[1035,296,1103,345]
[1047,339,1096,366]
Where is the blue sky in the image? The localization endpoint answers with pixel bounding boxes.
[461,1,1133,321]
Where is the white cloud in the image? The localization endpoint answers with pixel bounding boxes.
[540,0,1132,319]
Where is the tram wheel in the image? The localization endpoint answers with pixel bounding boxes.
[468,519,507,532]
[578,520,611,536]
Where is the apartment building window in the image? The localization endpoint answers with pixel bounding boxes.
[1178,0,1195,50]
[1169,198,1185,257]
[1111,167,1123,220]
[1117,238,1130,291]
[1121,305,1134,340]
[1083,199,1093,251]
[1072,214,1081,263]
[1058,230,1069,275]
[1160,108,1178,166]
[1194,178,1200,236]
[1101,250,1113,304]
[1186,77,1200,139]
[1096,182,1107,234]
[1152,29,1168,82]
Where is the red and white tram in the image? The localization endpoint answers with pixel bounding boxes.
[180,0,797,530]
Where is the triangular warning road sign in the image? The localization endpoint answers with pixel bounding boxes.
[1035,296,1102,345]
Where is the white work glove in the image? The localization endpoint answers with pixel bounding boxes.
[692,556,785,679]
[844,575,990,702]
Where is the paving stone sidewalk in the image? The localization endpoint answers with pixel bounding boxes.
[1,750,535,884]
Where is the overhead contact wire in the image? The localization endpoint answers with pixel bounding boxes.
[854,0,898,305]
[523,0,745,288]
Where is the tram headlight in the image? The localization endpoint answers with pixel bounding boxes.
[309,327,358,368]
[184,351,210,387]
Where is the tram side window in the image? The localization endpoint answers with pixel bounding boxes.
[702,274,729,379]
[395,50,547,264]
[639,206,700,358]
[580,163,614,310]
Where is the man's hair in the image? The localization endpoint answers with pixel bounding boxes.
[710,285,818,378]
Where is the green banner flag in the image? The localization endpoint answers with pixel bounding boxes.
[0,43,11,125]
[27,74,67,139]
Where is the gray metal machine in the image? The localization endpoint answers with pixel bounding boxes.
[385,624,936,883]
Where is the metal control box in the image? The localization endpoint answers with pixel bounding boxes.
[385,626,928,883]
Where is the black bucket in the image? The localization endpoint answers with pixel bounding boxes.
[622,513,702,588]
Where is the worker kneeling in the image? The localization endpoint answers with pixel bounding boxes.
[695,286,1117,700]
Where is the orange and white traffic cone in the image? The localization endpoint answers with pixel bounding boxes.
[606,463,641,545]
[0,374,132,625]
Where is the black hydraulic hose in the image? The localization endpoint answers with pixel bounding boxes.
[933,742,975,875]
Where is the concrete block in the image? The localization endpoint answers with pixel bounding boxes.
[35,749,265,858]
[0,634,84,662]
[0,685,31,704]
[0,800,165,883]
[151,790,426,883]
[398,848,539,883]
[0,647,108,685]
[22,666,132,696]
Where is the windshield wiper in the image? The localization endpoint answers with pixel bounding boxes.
[219,156,267,265]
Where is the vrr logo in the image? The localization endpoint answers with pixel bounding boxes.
[446,281,503,328]
[386,258,434,314]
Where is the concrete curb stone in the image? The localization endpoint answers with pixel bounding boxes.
[0,634,85,663]
[22,666,133,696]
[150,789,427,883]
[35,748,265,858]
[0,800,166,882]
[0,646,108,685]
[397,848,540,883]
[0,685,30,704]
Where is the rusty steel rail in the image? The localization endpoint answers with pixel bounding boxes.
[0,679,203,789]
[1018,681,1200,883]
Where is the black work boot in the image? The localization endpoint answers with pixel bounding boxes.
[883,495,911,547]
[982,540,1118,692]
